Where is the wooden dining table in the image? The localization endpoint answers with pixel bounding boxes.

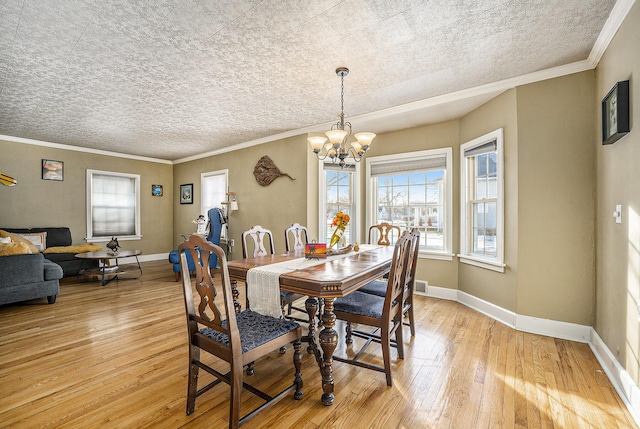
[226,245,395,406]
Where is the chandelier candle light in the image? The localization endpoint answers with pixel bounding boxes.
[308,67,376,168]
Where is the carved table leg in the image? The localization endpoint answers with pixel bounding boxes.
[231,280,241,314]
[304,297,319,354]
[319,298,337,406]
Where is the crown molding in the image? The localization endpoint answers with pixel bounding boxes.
[589,0,637,66]
[0,134,172,165]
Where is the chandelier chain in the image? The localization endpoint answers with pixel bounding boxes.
[340,72,345,126]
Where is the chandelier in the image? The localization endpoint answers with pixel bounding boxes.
[308,67,376,168]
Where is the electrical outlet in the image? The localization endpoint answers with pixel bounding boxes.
[613,204,622,224]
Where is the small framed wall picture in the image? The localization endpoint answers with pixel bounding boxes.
[602,80,630,145]
[152,184,163,196]
[42,159,64,181]
[180,183,193,204]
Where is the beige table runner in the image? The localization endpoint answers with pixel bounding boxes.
[247,244,380,318]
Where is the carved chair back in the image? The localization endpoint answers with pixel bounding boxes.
[368,222,402,246]
[284,223,308,252]
[242,225,275,258]
[402,228,420,336]
[385,230,413,316]
[179,235,232,346]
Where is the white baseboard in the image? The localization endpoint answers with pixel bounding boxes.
[427,285,457,301]
[456,290,516,329]
[423,283,640,426]
[138,253,168,262]
[516,313,591,343]
[111,253,167,264]
[590,329,640,425]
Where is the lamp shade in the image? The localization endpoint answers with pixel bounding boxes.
[354,132,376,148]
[308,135,328,151]
[326,129,348,145]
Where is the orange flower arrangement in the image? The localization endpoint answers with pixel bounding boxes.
[331,211,350,227]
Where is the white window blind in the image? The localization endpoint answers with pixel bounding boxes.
[87,170,140,240]
[370,155,446,177]
[464,140,497,158]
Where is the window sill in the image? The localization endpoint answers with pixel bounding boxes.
[86,235,143,243]
[458,254,505,273]
[418,251,454,261]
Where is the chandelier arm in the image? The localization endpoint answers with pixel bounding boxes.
[339,122,352,148]
[312,145,340,162]
[346,146,364,162]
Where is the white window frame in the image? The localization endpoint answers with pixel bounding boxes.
[366,148,453,260]
[318,161,361,245]
[459,128,505,272]
[201,169,228,238]
[86,169,141,242]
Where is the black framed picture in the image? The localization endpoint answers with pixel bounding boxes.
[42,159,64,181]
[152,184,163,196]
[180,183,193,204]
[602,80,630,145]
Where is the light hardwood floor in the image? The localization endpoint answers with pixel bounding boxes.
[0,260,637,428]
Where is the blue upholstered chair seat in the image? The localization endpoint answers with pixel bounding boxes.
[334,291,386,319]
[169,248,197,273]
[358,280,388,297]
[281,290,297,301]
[199,310,300,353]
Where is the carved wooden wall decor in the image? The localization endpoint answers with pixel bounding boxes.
[253,155,296,186]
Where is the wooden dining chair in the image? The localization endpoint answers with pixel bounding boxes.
[332,230,413,386]
[242,225,305,320]
[368,222,402,246]
[285,222,324,328]
[242,225,275,257]
[284,223,308,252]
[178,234,303,428]
[359,228,420,337]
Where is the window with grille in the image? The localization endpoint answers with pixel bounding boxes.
[319,162,359,245]
[459,129,505,272]
[366,148,453,259]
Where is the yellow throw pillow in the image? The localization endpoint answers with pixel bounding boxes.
[44,244,104,254]
[0,230,39,253]
[0,242,34,256]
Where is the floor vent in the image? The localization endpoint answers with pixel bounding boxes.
[415,280,428,296]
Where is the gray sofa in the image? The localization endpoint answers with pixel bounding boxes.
[1,227,97,277]
[0,253,63,305]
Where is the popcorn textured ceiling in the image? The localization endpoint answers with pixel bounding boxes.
[0,0,618,161]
